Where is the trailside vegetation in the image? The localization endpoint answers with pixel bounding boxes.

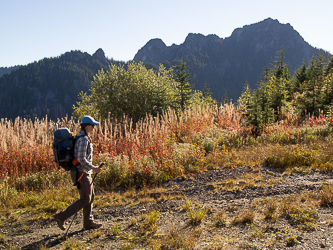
[1,51,333,249]
[238,50,333,134]
[1,52,333,186]
[73,61,212,124]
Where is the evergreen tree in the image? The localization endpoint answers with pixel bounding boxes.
[261,66,272,83]
[173,61,194,111]
[238,83,252,119]
[202,83,213,100]
[202,83,216,105]
[273,47,286,79]
[240,48,293,130]
[293,61,307,90]
[325,55,333,76]
[296,53,327,116]
[307,53,325,80]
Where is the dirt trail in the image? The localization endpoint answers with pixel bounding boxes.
[1,166,333,249]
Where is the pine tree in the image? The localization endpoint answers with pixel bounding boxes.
[325,55,333,76]
[294,61,307,90]
[261,66,272,83]
[307,53,325,80]
[238,82,252,119]
[202,83,213,100]
[274,47,286,79]
[202,83,215,105]
[173,61,194,111]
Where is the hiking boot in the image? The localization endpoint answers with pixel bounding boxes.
[53,213,66,231]
[84,221,102,230]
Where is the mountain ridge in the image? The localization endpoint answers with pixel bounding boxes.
[1,18,330,120]
[134,18,327,100]
[0,49,116,120]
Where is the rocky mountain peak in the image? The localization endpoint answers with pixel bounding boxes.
[134,39,167,63]
[225,17,310,60]
[93,48,106,61]
[184,33,221,47]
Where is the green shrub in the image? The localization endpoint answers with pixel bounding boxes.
[14,170,68,192]
[263,144,320,171]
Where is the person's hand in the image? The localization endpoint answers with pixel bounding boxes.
[93,166,102,174]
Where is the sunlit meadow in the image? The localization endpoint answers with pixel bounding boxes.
[1,102,333,191]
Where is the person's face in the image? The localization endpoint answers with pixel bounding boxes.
[86,124,95,134]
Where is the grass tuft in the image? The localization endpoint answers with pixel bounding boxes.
[233,208,255,225]
[148,227,202,250]
[285,236,299,247]
[186,203,207,226]
[263,198,278,222]
[139,210,159,235]
[213,210,228,227]
[111,223,122,236]
[320,185,333,207]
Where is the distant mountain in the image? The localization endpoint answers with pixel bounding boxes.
[1,18,329,120]
[0,49,119,120]
[134,18,328,101]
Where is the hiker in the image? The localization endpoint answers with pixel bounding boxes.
[53,115,103,231]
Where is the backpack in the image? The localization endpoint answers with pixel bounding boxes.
[53,128,84,171]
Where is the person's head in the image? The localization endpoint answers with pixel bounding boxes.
[80,115,99,134]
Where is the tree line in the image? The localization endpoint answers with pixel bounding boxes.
[73,49,333,130]
[1,47,332,126]
[238,48,333,133]
[0,50,114,120]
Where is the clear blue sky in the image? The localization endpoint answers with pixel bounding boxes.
[1,0,332,67]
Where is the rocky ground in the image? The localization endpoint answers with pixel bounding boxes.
[1,166,333,249]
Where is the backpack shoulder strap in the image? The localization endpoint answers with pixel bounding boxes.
[75,134,91,142]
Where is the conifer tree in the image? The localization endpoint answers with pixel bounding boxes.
[202,83,212,100]
[293,61,307,90]
[173,61,194,111]
[238,83,252,119]
[325,55,333,76]
[274,47,286,79]
[307,53,325,80]
[202,83,215,105]
[261,66,272,83]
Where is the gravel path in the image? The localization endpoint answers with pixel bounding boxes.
[1,166,333,249]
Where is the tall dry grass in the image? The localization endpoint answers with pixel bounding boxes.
[1,116,55,179]
[0,104,229,183]
[1,103,333,189]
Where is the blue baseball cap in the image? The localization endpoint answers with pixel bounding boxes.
[80,115,100,125]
